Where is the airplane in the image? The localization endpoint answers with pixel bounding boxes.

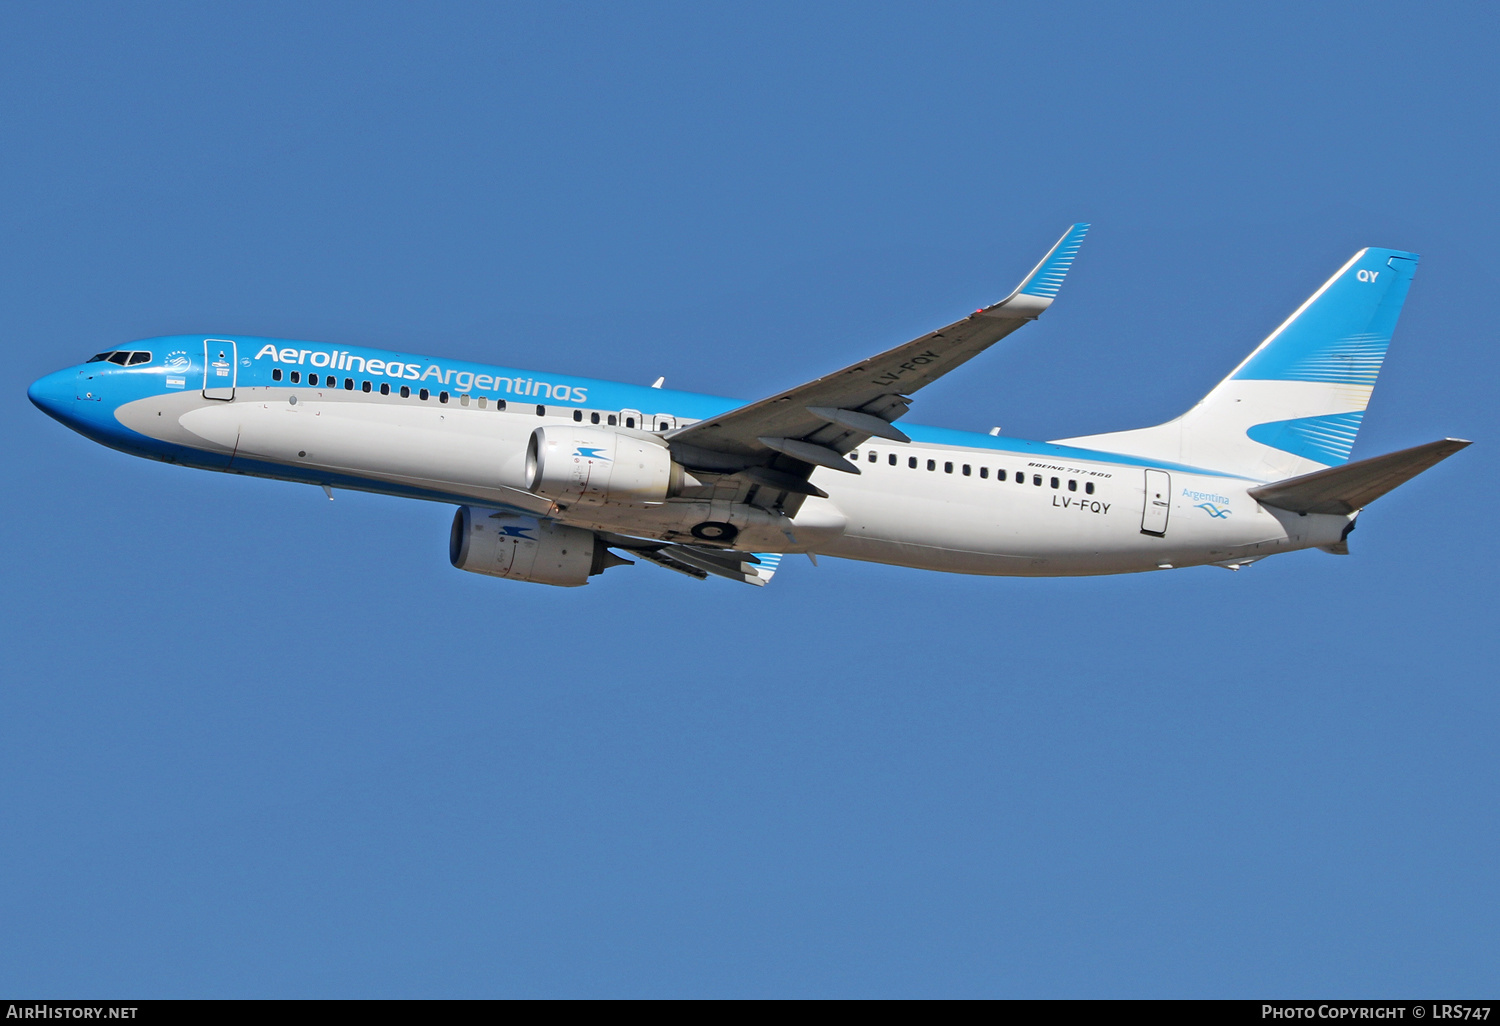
[26,225,1469,588]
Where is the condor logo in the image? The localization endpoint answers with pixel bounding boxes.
[574,447,610,461]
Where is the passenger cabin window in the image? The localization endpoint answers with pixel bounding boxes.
[889,454,897,466]
[573,410,583,422]
[362,381,372,393]
[927,459,936,471]
[309,374,320,386]
[980,467,988,478]
[272,368,283,381]
[1086,482,1095,494]
[591,412,600,424]
[962,464,971,476]
[496,399,507,411]
[476,395,485,408]
[625,416,635,428]
[536,404,546,416]
[608,414,617,426]
[658,421,669,432]
[1068,479,1077,491]
[909,457,917,468]
[400,385,410,398]
[419,388,429,400]
[459,393,469,406]
[849,450,859,461]
[944,462,953,473]
[868,451,877,463]
[291,371,301,384]
[1033,475,1042,486]
[380,382,390,395]
[997,469,1006,481]
[439,391,449,403]
[343,378,353,390]
[1050,477,1059,489]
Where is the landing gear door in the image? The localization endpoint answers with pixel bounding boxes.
[1141,469,1171,536]
[203,339,236,401]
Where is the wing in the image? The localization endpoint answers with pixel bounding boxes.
[666,223,1089,484]
[602,535,784,587]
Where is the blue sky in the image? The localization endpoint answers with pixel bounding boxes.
[2,2,1496,997]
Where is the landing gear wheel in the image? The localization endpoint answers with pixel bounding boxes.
[690,521,739,544]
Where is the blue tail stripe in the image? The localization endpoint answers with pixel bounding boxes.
[1232,249,1418,385]
[1246,411,1366,465]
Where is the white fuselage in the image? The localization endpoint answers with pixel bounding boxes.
[110,379,1347,577]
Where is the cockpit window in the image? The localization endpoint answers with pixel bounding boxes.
[88,350,151,366]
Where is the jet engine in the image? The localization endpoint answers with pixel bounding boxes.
[449,506,629,587]
[526,426,688,506]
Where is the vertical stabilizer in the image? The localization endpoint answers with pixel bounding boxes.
[1055,248,1419,480]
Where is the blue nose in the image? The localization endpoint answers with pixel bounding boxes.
[27,368,77,422]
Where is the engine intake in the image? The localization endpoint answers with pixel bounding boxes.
[449,506,628,587]
[526,426,686,506]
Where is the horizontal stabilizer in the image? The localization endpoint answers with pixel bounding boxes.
[1249,438,1470,515]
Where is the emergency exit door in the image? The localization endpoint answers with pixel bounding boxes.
[203,339,236,400]
[1141,469,1171,536]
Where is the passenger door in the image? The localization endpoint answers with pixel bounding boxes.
[1141,469,1171,536]
[203,339,237,400]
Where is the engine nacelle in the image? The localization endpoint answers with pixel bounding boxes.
[526,426,686,506]
[449,506,626,587]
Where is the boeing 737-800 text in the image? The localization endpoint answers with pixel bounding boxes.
[27,226,1468,587]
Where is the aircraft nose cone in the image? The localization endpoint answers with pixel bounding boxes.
[27,368,77,421]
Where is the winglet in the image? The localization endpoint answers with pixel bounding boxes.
[987,222,1090,318]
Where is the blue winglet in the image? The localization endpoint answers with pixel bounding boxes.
[988,223,1090,318]
[1018,222,1090,298]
